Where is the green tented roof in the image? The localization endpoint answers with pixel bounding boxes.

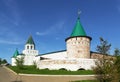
[71,17,86,37]
[26,35,35,45]
[12,49,19,58]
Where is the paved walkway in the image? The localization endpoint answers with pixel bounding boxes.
[0,66,17,82]
[0,66,96,82]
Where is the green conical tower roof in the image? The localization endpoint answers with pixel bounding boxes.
[70,17,86,37]
[26,35,35,45]
[12,49,19,58]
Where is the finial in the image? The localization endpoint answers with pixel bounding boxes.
[78,9,81,19]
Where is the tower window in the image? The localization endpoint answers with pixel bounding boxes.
[31,46,33,49]
[76,37,77,40]
[27,46,29,49]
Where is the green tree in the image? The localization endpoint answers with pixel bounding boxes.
[1,59,7,64]
[0,58,8,65]
[0,58,2,65]
[93,58,114,82]
[33,61,37,68]
[93,37,113,82]
[15,56,24,71]
[112,48,120,82]
[15,56,24,82]
[96,37,111,55]
[114,48,120,56]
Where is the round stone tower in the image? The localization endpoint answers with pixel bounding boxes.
[65,16,92,59]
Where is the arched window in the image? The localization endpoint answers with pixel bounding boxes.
[27,46,29,49]
[31,46,33,49]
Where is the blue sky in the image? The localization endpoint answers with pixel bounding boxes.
[0,0,120,63]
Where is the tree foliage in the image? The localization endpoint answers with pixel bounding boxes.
[0,58,8,65]
[112,48,120,82]
[93,37,120,82]
[2,59,7,64]
[96,37,111,55]
[14,56,24,82]
[114,48,120,56]
[93,37,113,82]
[0,58,1,65]
[93,57,114,82]
[15,56,24,70]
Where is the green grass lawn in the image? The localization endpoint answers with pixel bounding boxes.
[8,66,94,75]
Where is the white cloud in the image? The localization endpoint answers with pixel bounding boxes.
[0,26,24,45]
[117,0,120,13]
[36,31,49,36]
[36,32,41,35]
[0,0,24,45]
[0,39,23,45]
[36,21,65,36]
[1,0,21,26]
[55,37,60,40]
[118,6,120,12]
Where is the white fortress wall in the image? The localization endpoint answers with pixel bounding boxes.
[11,55,24,66]
[40,51,67,59]
[11,58,16,66]
[37,58,96,71]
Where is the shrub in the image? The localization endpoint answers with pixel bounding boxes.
[44,68,49,70]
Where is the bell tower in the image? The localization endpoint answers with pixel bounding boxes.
[25,35,35,50]
[22,35,39,65]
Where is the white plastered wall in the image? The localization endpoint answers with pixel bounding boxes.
[40,51,67,59]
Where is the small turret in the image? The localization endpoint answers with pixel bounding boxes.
[12,49,19,58]
[11,49,20,66]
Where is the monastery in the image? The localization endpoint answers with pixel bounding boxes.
[11,14,103,71]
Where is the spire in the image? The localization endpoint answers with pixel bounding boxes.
[78,9,81,19]
[70,11,86,37]
[12,49,19,58]
[26,35,35,45]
